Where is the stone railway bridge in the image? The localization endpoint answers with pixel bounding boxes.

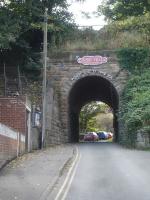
[44,50,128,145]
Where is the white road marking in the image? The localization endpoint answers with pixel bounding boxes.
[54,146,80,200]
[61,153,81,200]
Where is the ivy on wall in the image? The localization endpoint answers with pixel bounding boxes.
[117,48,150,147]
[116,48,150,74]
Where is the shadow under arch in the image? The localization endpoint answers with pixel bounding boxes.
[68,75,119,143]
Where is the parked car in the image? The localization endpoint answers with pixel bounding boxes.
[97,131,108,140]
[79,133,85,141]
[84,132,99,142]
[107,132,113,139]
[97,131,113,140]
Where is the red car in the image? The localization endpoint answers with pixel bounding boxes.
[84,132,99,142]
[107,132,113,139]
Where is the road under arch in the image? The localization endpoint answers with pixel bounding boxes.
[68,75,119,142]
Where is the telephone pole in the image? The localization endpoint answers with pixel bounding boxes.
[42,8,48,148]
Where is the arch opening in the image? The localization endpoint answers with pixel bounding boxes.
[79,101,114,142]
[68,76,119,143]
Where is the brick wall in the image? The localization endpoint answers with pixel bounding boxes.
[0,97,27,134]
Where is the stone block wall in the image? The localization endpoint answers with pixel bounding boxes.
[136,131,150,149]
[45,86,63,146]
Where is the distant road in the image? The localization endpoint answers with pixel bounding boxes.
[66,143,150,200]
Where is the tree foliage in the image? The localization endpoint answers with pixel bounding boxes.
[0,0,76,78]
[95,113,113,132]
[98,0,150,21]
[95,0,150,50]
[79,102,110,133]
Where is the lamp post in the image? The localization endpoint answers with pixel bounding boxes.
[42,8,48,148]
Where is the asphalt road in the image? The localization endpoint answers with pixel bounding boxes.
[66,143,150,200]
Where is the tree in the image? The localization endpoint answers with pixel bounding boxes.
[98,0,150,21]
[0,0,76,78]
[95,113,113,132]
[96,0,150,48]
[79,102,109,133]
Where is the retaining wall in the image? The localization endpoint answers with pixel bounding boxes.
[0,123,25,169]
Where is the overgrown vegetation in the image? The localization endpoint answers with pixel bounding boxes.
[117,48,150,73]
[118,48,150,147]
[60,18,150,51]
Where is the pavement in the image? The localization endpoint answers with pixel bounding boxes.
[0,144,77,200]
[0,160,7,170]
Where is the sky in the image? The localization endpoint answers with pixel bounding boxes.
[67,0,106,30]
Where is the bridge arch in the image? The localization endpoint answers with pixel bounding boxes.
[68,75,119,143]
[45,51,129,145]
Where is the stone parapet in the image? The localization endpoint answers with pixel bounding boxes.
[136,131,150,149]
